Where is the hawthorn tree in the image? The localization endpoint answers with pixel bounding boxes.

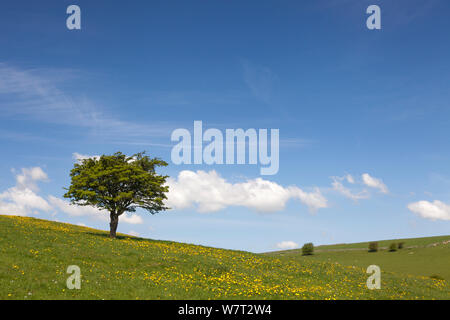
[64,152,169,238]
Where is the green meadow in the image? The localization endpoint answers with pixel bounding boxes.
[0,215,449,300]
[265,236,450,282]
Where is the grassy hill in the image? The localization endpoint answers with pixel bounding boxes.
[0,215,449,300]
[265,236,450,282]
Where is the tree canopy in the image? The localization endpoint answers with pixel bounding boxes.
[64,152,169,238]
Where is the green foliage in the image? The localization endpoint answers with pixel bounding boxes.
[368,241,378,252]
[64,151,169,237]
[398,242,405,249]
[302,242,314,256]
[389,243,398,252]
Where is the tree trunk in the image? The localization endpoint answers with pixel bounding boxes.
[109,212,119,238]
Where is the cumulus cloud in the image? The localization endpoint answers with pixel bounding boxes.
[0,187,52,216]
[362,173,389,194]
[48,196,143,224]
[0,167,51,216]
[121,213,144,224]
[166,170,327,213]
[275,241,299,250]
[48,196,106,220]
[14,167,48,192]
[0,167,143,224]
[407,200,450,221]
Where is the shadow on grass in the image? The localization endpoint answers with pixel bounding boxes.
[85,232,149,242]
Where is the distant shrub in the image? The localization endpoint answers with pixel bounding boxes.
[398,242,405,249]
[368,242,378,252]
[302,243,314,256]
[430,274,445,281]
[389,243,397,252]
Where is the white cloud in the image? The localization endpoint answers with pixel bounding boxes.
[345,174,355,184]
[0,167,51,216]
[166,170,327,213]
[48,196,143,224]
[121,213,144,224]
[48,196,107,220]
[14,167,48,192]
[331,176,369,201]
[288,187,329,212]
[73,152,139,164]
[0,166,143,225]
[0,187,52,216]
[331,173,389,200]
[362,173,389,194]
[4,187,52,211]
[128,230,140,237]
[407,200,450,221]
[276,241,299,250]
[72,152,100,163]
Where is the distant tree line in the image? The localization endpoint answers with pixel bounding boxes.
[368,241,405,252]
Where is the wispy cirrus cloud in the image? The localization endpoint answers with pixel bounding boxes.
[362,173,389,194]
[330,173,389,201]
[331,175,369,201]
[0,63,314,150]
[0,63,172,144]
[242,60,278,104]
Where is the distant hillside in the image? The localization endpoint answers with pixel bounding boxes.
[265,235,450,282]
[0,215,448,299]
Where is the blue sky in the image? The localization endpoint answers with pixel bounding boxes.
[0,0,449,252]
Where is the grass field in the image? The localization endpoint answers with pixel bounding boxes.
[0,215,449,300]
[265,236,450,281]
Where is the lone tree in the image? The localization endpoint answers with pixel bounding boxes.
[302,243,314,256]
[64,152,169,238]
[368,241,379,252]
